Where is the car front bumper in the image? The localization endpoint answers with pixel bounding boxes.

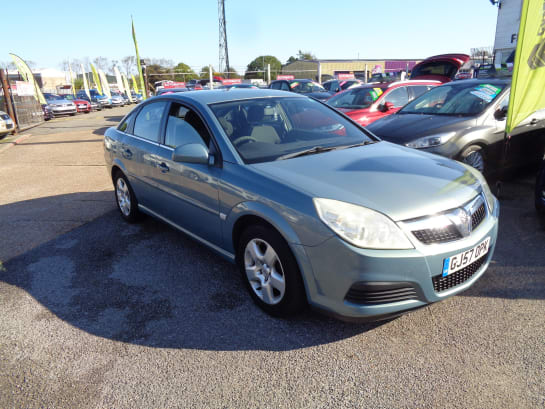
[50,106,77,115]
[297,198,500,321]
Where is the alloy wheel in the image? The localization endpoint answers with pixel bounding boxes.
[463,150,485,173]
[244,239,286,305]
[116,178,131,217]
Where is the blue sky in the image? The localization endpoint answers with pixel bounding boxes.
[2,0,499,72]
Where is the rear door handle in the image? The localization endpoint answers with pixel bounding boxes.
[529,118,538,126]
[158,162,169,173]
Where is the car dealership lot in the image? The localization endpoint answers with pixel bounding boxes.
[0,107,543,408]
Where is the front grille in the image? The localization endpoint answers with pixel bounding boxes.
[412,224,462,244]
[432,256,486,292]
[471,203,486,230]
[345,282,418,305]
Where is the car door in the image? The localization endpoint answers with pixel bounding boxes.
[150,101,222,246]
[492,91,545,169]
[121,100,169,209]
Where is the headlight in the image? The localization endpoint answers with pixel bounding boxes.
[313,198,413,249]
[406,132,456,149]
[463,164,496,213]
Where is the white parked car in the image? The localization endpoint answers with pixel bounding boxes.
[0,111,15,137]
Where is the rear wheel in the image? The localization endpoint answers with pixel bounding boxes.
[535,163,545,214]
[460,145,485,173]
[237,225,307,317]
[114,172,141,223]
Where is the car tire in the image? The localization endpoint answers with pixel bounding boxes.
[460,145,486,173]
[535,163,545,214]
[114,172,141,223]
[237,224,307,317]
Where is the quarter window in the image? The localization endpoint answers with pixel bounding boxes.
[133,101,167,142]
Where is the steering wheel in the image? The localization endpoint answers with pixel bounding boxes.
[233,136,258,147]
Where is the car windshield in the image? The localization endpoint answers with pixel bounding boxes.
[327,87,386,109]
[289,81,326,93]
[45,94,65,100]
[210,97,374,164]
[399,82,506,116]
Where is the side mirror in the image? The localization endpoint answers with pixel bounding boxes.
[380,102,395,112]
[172,143,210,164]
[494,107,508,121]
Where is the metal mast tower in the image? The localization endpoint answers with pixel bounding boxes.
[218,0,230,78]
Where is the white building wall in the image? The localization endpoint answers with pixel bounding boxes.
[493,0,523,63]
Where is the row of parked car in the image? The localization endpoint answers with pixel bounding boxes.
[41,90,143,120]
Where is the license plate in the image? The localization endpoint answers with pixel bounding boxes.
[442,237,490,277]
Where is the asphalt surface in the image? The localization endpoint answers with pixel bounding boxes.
[0,108,544,408]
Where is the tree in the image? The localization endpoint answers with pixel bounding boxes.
[297,50,316,61]
[0,61,16,70]
[286,56,297,64]
[173,62,199,82]
[109,60,119,75]
[93,57,109,71]
[245,56,282,80]
[121,56,136,76]
[224,66,241,79]
[74,78,84,90]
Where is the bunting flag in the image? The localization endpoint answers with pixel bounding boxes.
[114,66,125,95]
[132,74,139,94]
[506,0,545,134]
[132,17,147,100]
[98,69,111,99]
[81,64,91,100]
[9,53,46,104]
[122,73,133,102]
[90,63,102,95]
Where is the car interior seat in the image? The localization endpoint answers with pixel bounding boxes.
[246,105,280,144]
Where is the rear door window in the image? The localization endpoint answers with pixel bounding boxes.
[133,101,168,142]
[383,87,409,108]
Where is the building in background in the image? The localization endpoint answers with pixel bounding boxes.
[281,59,421,82]
[492,0,523,64]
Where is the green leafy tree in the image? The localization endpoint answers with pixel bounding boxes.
[286,56,297,64]
[245,56,281,80]
[173,62,198,82]
[297,50,316,60]
[225,66,241,79]
[74,78,84,90]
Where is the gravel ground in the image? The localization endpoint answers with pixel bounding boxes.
[0,109,543,408]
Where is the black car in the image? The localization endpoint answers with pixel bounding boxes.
[269,79,333,102]
[366,78,545,176]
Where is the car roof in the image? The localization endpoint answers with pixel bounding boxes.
[151,89,306,105]
[439,78,511,86]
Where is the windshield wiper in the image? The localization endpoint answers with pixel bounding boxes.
[335,140,377,150]
[276,146,337,160]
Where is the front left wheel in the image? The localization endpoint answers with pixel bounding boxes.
[460,145,486,173]
[237,225,307,317]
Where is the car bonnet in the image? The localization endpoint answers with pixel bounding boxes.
[251,141,481,221]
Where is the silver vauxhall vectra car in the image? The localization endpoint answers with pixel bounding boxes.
[104,89,499,321]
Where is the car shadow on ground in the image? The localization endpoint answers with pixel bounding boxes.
[0,193,384,351]
[92,126,110,135]
[1,182,543,352]
[104,115,125,123]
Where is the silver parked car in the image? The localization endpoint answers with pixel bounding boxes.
[104,89,499,321]
[43,93,77,116]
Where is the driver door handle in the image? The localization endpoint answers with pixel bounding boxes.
[529,118,538,126]
[122,148,133,159]
[158,162,169,173]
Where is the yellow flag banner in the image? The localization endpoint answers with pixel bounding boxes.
[132,74,139,94]
[90,63,102,95]
[9,53,46,105]
[132,17,147,100]
[122,74,133,102]
[81,64,91,100]
[506,0,545,134]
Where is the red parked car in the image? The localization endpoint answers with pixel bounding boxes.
[63,95,91,113]
[326,80,440,127]
[410,54,471,83]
